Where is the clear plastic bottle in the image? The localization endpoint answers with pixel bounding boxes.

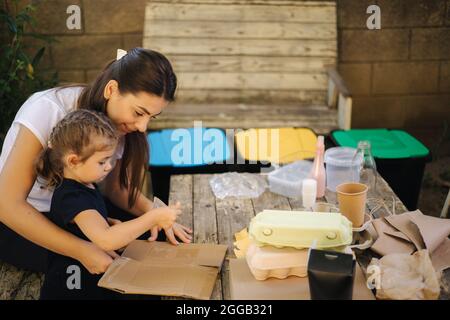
[352,140,378,195]
[309,136,326,198]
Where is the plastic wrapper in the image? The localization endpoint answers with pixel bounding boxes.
[152,196,167,208]
[209,172,268,199]
[368,250,440,300]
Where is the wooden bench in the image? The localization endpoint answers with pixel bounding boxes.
[0,262,43,300]
[143,0,352,134]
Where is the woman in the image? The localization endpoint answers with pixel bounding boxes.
[0,47,192,274]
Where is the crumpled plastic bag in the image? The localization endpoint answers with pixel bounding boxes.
[152,196,167,208]
[209,172,268,199]
[369,250,441,300]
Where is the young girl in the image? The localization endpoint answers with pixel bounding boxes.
[36,109,180,300]
[0,48,192,275]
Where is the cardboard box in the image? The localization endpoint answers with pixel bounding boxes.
[229,258,375,300]
[98,240,227,300]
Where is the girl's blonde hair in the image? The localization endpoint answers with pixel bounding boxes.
[35,109,119,188]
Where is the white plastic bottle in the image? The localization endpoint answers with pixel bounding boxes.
[302,178,317,211]
[309,136,326,198]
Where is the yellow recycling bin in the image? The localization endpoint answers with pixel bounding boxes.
[235,127,317,165]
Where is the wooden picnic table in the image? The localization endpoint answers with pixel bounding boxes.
[167,173,450,300]
[1,173,448,300]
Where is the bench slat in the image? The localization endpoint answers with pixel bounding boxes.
[168,56,336,73]
[145,21,336,40]
[146,2,336,23]
[178,72,327,90]
[144,38,337,57]
[148,104,338,134]
[0,262,42,300]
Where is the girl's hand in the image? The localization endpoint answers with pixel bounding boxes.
[148,222,193,245]
[152,202,181,230]
[77,241,116,274]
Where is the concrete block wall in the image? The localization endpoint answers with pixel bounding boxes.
[338,0,450,153]
[18,0,147,84]
[10,0,450,142]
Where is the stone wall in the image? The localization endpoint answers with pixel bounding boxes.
[338,0,450,153]
[17,0,146,84]
[10,0,450,147]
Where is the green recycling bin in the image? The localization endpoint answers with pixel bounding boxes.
[331,129,431,210]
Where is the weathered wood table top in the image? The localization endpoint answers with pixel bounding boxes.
[167,173,450,300]
[1,173,448,300]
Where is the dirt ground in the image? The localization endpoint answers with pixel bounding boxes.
[406,127,449,218]
[417,156,450,218]
[417,156,450,300]
[369,152,450,299]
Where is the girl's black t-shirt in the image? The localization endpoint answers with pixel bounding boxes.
[41,178,118,300]
[50,178,108,238]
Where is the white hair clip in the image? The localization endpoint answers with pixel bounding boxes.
[116,49,127,61]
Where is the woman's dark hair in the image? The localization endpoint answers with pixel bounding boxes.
[77,47,177,209]
[35,110,119,188]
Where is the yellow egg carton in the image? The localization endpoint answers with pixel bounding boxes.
[249,210,353,249]
[246,242,308,280]
[245,242,354,281]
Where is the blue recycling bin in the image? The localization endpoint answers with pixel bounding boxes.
[148,127,232,203]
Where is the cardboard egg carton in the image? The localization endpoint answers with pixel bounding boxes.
[249,210,353,249]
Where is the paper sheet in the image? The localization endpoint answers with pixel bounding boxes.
[233,228,250,258]
[371,210,450,272]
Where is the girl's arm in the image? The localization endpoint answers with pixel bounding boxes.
[73,205,180,252]
[0,125,115,274]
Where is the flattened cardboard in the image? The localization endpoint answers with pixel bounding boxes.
[408,211,450,253]
[370,210,450,272]
[385,213,426,251]
[98,240,227,300]
[431,238,450,273]
[229,258,375,300]
[371,218,416,256]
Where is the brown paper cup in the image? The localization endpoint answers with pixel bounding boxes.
[336,183,368,228]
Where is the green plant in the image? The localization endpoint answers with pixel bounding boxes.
[0,0,58,147]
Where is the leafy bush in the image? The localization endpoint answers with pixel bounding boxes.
[0,0,58,147]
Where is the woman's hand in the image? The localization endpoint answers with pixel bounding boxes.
[77,241,118,274]
[148,222,193,245]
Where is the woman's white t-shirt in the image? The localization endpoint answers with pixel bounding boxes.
[0,86,124,212]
